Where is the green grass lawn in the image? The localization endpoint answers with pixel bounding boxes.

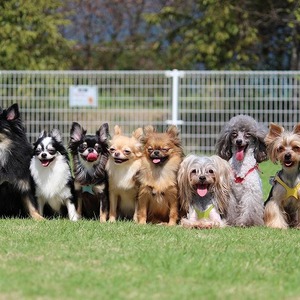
[259,160,281,200]
[1,161,299,300]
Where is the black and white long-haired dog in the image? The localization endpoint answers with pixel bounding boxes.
[69,122,110,221]
[0,103,42,219]
[30,129,79,221]
[216,115,268,226]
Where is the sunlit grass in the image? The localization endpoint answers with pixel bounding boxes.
[0,218,299,300]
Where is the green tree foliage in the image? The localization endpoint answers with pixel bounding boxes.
[145,0,300,70]
[0,0,73,69]
[1,0,299,70]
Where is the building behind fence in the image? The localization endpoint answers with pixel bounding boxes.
[0,70,299,154]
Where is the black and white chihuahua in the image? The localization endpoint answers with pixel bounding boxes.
[30,129,79,221]
[69,122,110,221]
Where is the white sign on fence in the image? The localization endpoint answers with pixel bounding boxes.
[69,85,98,107]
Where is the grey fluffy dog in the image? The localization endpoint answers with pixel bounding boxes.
[216,115,268,226]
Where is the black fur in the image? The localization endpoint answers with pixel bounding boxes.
[0,103,41,218]
[69,122,110,220]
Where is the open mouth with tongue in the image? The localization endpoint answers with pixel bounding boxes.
[235,145,247,161]
[85,152,99,162]
[196,184,209,197]
[151,156,167,165]
[40,157,55,167]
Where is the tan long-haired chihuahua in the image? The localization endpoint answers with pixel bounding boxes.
[106,125,143,222]
[137,125,184,225]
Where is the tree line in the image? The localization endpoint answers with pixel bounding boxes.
[0,0,299,70]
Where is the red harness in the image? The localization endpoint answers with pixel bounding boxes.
[234,165,259,183]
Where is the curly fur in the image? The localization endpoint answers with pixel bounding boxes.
[264,123,300,229]
[178,154,234,229]
[216,115,268,226]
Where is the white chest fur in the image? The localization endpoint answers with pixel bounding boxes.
[30,154,72,200]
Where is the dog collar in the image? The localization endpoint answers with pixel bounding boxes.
[195,204,214,219]
[274,174,300,201]
[234,164,258,183]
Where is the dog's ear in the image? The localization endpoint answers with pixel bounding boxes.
[266,123,284,140]
[51,128,62,143]
[255,142,268,163]
[114,125,122,135]
[97,123,109,144]
[293,123,300,135]
[166,125,179,138]
[143,125,155,135]
[70,122,85,142]
[5,103,20,121]
[254,125,268,163]
[38,130,47,139]
[132,127,143,140]
[215,132,232,161]
[177,155,194,212]
[265,123,284,163]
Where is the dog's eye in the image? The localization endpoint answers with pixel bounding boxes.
[94,143,99,151]
[109,147,115,153]
[191,169,197,174]
[35,149,41,155]
[162,148,169,152]
[148,147,153,153]
[245,133,251,138]
[48,149,56,155]
[231,132,237,138]
[277,146,284,153]
[124,150,131,155]
[82,142,87,150]
[293,146,300,152]
[208,169,214,174]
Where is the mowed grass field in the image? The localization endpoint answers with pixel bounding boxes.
[1,160,299,300]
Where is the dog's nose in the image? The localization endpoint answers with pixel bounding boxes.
[114,151,120,157]
[88,148,94,153]
[199,176,206,181]
[153,150,160,156]
[41,153,47,158]
[236,139,243,146]
[285,153,291,160]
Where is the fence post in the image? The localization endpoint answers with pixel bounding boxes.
[165,69,185,126]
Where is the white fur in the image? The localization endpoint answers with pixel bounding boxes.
[30,152,79,221]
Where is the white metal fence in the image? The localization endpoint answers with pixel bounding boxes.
[0,70,299,154]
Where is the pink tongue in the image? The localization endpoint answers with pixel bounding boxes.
[87,153,98,162]
[197,185,208,197]
[153,159,161,164]
[41,160,50,167]
[236,149,244,161]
